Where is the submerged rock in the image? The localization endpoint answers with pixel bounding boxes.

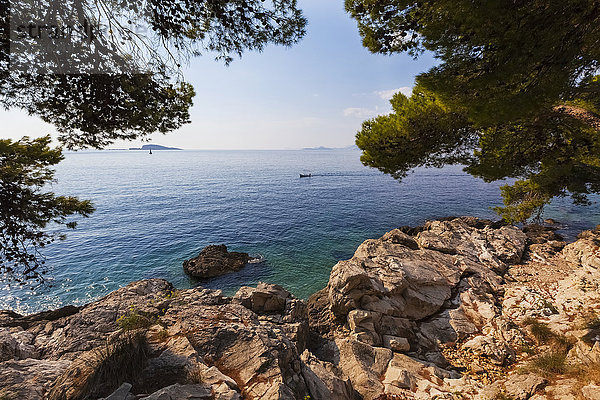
[183,244,251,278]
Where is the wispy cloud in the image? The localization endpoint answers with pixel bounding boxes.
[375,87,413,100]
[343,106,389,119]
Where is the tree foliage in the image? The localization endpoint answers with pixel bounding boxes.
[0,136,94,283]
[347,0,600,222]
[1,74,196,149]
[1,0,307,148]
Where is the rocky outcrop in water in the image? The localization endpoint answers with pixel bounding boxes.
[183,244,251,278]
[1,217,600,399]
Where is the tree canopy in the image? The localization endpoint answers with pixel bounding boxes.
[2,0,307,149]
[347,0,600,222]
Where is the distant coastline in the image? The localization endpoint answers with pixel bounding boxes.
[303,145,359,151]
[128,144,182,151]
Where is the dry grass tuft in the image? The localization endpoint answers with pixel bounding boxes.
[532,352,568,375]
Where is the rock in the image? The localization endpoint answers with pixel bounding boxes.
[0,305,80,330]
[30,279,175,361]
[4,217,600,400]
[0,359,70,399]
[383,366,415,390]
[307,288,337,336]
[141,330,202,391]
[563,231,600,270]
[523,224,564,245]
[333,339,393,400]
[324,217,524,369]
[233,282,291,314]
[142,383,213,399]
[582,384,600,400]
[542,379,578,400]
[462,334,514,366]
[380,229,420,250]
[300,350,356,400]
[382,335,410,352]
[46,331,150,400]
[104,382,133,400]
[0,328,38,361]
[417,218,526,266]
[183,244,250,278]
[159,287,310,398]
[503,374,547,400]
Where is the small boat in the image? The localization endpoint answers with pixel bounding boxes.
[299,173,312,178]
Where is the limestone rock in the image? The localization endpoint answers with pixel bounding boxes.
[333,338,393,400]
[3,217,600,400]
[233,282,291,315]
[300,350,356,400]
[103,382,133,400]
[0,328,38,361]
[382,335,410,352]
[582,384,600,400]
[0,359,70,399]
[183,244,250,278]
[563,230,600,270]
[31,279,175,361]
[142,383,213,399]
[504,374,547,400]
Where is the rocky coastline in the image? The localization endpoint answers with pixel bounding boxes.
[1,217,600,400]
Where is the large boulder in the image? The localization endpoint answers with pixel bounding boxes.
[326,218,523,354]
[316,217,528,397]
[183,245,251,278]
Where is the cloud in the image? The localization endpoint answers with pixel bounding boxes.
[343,107,378,118]
[343,106,391,119]
[375,87,413,100]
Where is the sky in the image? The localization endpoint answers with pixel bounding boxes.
[1,0,436,150]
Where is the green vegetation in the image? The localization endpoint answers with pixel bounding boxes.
[1,1,306,149]
[347,0,600,222]
[117,307,156,331]
[492,393,515,400]
[156,329,170,342]
[521,319,575,378]
[528,321,555,344]
[532,352,568,375]
[0,136,94,283]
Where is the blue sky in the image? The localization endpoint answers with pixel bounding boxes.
[1,0,436,150]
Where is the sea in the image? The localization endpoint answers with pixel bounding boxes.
[2,149,598,314]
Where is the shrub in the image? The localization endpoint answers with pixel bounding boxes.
[117,307,155,331]
[186,366,204,384]
[529,321,554,344]
[532,352,567,375]
[493,392,515,400]
[156,329,169,342]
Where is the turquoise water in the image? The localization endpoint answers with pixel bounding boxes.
[1,149,598,314]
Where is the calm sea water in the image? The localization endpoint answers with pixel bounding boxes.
[2,149,598,314]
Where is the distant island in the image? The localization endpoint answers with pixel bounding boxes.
[128,144,182,151]
[303,145,359,151]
